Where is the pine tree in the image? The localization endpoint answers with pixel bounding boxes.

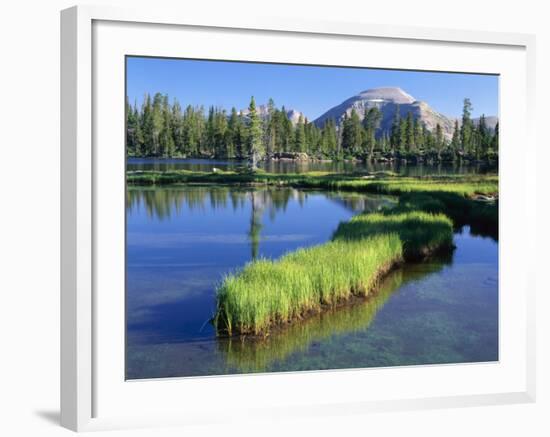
[159,95,175,157]
[305,121,320,156]
[133,104,143,156]
[294,115,307,153]
[341,109,363,157]
[171,99,184,156]
[492,122,499,153]
[477,114,490,156]
[126,97,138,156]
[390,105,401,151]
[451,119,460,154]
[320,119,337,158]
[460,98,474,155]
[265,98,276,156]
[283,111,294,152]
[435,124,444,158]
[413,118,424,151]
[423,124,434,153]
[398,117,407,153]
[363,107,382,160]
[150,93,165,156]
[225,107,239,158]
[247,96,264,169]
[140,94,154,156]
[405,112,415,152]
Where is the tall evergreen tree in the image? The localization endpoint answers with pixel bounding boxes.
[477,114,491,155]
[398,117,408,153]
[405,112,415,152]
[451,119,460,154]
[294,115,307,153]
[341,109,363,156]
[140,94,154,156]
[363,107,382,159]
[126,97,139,156]
[246,96,264,169]
[492,122,499,153]
[390,105,401,152]
[435,124,444,158]
[320,119,338,158]
[171,99,184,156]
[265,98,276,156]
[413,118,424,151]
[460,98,474,155]
[159,95,175,157]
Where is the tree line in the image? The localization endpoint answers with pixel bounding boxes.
[127,93,498,163]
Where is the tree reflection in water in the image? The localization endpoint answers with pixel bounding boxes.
[127,186,395,261]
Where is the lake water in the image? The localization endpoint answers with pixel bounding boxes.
[126,185,498,379]
[127,157,497,176]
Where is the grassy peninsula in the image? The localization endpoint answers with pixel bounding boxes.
[214,210,453,336]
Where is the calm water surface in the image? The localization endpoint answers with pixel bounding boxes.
[127,157,497,176]
[126,185,498,379]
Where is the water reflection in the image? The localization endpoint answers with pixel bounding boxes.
[127,186,396,260]
[249,192,263,260]
[127,157,497,176]
[218,256,450,373]
[127,186,394,218]
[126,185,497,379]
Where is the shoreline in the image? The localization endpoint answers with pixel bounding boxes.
[127,155,499,166]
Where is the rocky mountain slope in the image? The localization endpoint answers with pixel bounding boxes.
[241,88,497,139]
[314,87,457,140]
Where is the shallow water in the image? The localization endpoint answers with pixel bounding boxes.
[126,186,498,379]
[127,157,497,176]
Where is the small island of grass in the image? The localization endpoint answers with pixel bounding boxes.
[214,210,454,336]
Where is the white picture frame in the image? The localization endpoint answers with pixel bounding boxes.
[60,5,537,432]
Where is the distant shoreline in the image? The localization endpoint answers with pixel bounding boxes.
[127,154,499,167]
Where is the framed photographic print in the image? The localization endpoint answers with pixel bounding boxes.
[61,5,536,432]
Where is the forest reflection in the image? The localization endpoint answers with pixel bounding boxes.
[126,186,395,220]
[127,186,395,260]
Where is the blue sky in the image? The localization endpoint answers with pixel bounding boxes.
[126,57,498,120]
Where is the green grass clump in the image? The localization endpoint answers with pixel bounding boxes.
[214,210,453,336]
[215,234,402,336]
[220,259,449,373]
[220,268,401,373]
[333,211,454,259]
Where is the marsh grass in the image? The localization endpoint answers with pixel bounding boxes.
[214,209,453,336]
[220,259,449,373]
[333,211,454,259]
[214,234,403,335]
[127,169,498,197]
[221,269,401,372]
